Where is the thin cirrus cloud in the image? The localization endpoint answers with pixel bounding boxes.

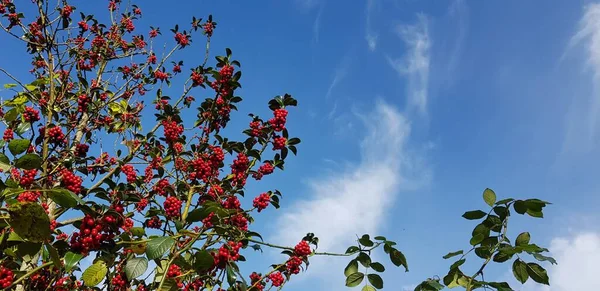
[270,99,431,288]
[562,3,600,152]
[365,0,378,51]
[386,14,431,116]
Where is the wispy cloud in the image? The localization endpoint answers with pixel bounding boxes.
[312,5,324,45]
[562,3,600,152]
[295,0,320,11]
[270,100,430,288]
[325,53,352,100]
[365,0,378,51]
[387,14,431,116]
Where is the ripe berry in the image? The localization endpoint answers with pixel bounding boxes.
[269,108,288,132]
[164,196,182,219]
[3,128,13,141]
[272,136,287,150]
[252,193,270,212]
[294,240,312,257]
[23,106,40,122]
[268,272,285,287]
[0,266,14,289]
[121,164,137,183]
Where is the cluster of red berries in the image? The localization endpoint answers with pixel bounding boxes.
[77,94,91,112]
[202,212,215,228]
[226,213,249,232]
[268,272,285,287]
[23,106,40,122]
[252,193,270,212]
[214,241,242,268]
[75,143,89,157]
[230,153,249,186]
[28,267,54,290]
[269,108,288,132]
[17,191,41,202]
[111,273,128,291]
[120,17,135,32]
[191,71,204,87]
[70,215,116,255]
[175,32,190,47]
[61,169,82,193]
[47,126,66,144]
[167,264,182,278]
[164,196,182,219]
[294,240,312,257]
[19,169,37,187]
[162,119,184,144]
[154,70,169,81]
[203,21,214,36]
[184,278,203,291]
[146,216,162,229]
[61,5,73,18]
[0,266,14,289]
[121,164,137,183]
[153,178,171,196]
[286,256,303,275]
[272,136,287,150]
[149,29,158,38]
[136,198,148,211]
[253,162,274,180]
[54,276,81,291]
[222,195,241,210]
[249,272,265,290]
[3,128,13,141]
[249,120,264,137]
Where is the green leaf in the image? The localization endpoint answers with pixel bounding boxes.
[470,233,485,246]
[370,262,385,272]
[357,252,371,268]
[513,200,527,214]
[362,286,376,291]
[131,227,145,237]
[345,272,365,287]
[4,108,18,122]
[125,257,148,280]
[359,234,374,247]
[46,243,62,268]
[389,248,408,271]
[192,250,215,271]
[449,259,466,270]
[146,236,175,260]
[483,188,496,207]
[64,252,84,272]
[8,202,51,242]
[488,282,513,291]
[368,274,384,289]
[533,253,557,265]
[82,260,108,286]
[14,154,42,170]
[8,139,30,156]
[526,262,549,285]
[515,232,531,246]
[0,153,10,172]
[443,250,463,259]
[462,210,487,220]
[49,188,83,208]
[3,83,17,89]
[512,259,529,284]
[344,259,359,277]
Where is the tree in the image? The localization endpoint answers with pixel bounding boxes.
[0,1,555,290]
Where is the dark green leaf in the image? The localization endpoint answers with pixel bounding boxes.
[512,259,529,284]
[359,234,374,247]
[368,274,384,289]
[370,262,385,272]
[526,263,549,285]
[14,154,42,170]
[488,282,513,291]
[470,233,485,246]
[357,252,371,268]
[483,188,496,207]
[49,188,83,208]
[513,200,527,214]
[46,243,61,268]
[0,153,10,171]
[192,250,214,271]
[362,286,376,291]
[64,252,84,272]
[345,272,364,287]
[125,257,148,280]
[344,259,358,277]
[449,259,466,270]
[8,139,30,156]
[443,250,463,259]
[516,232,530,246]
[146,236,175,260]
[389,248,408,271]
[533,253,557,265]
[462,210,487,220]
[8,202,51,242]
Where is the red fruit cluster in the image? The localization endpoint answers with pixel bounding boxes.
[249,272,265,291]
[61,5,73,17]
[226,213,248,232]
[111,273,128,291]
[54,276,80,291]
[153,178,171,196]
[201,212,215,228]
[222,195,241,210]
[268,272,285,287]
[249,120,263,137]
[75,143,89,157]
[164,196,182,219]
[3,128,13,141]
[61,169,82,193]
[162,119,184,144]
[24,106,40,122]
[17,191,41,202]
[203,21,214,36]
[121,164,137,183]
[184,278,203,291]
[253,162,274,180]
[146,216,162,229]
[230,153,249,186]
[175,32,190,47]
[48,126,66,144]
[136,198,148,211]
[77,94,91,112]
[252,193,270,212]
[286,256,303,275]
[272,136,287,150]
[70,215,116,255]
[191,71,204,87]
[294,240,312,257]
[0,266,14,289]
[167,264,182,278]
[154,70,169,81]
[214,241,242,267]
[19,169,37,187]
[269,108,288,132]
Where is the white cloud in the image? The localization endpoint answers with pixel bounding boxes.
[325,53,351,100]
[562,3,600,152]
[312,6,323,45]
[387,14,431,116]
[505,232,600,291]
[270,100,430,288]
[365,0,378,51]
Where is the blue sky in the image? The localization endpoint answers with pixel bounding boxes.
[2,0,600,290]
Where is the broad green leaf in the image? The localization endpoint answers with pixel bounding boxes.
[0,153,10,171]
[82,260,108,286]
[359,234,374,247]
[449,259,466,270]
[533,253,557,265]
[125,257,148,280]
[344,259,359,277]
[357,252,371,267]
[46,243,62,268]
[368,274,384,289]
[488,282,513,291]
[16,242,41,258]
[513,200,527,214]
[362,286,376,291]
[8,139,30,156]
[14,154,42,170]
[3,83,17,89]
[526,263,549,285]
[64,251,84,272]
[512,259,529,284]
[443,250,463,259]
[345,272,365,287]
[516,232,531,246]
[470,233,485,246]
[483,188,496,207]
[8,202,51,242]
[192,250,215,271]
[131,227,145,237]
[462,210,487,220]
[389,248,408,271]
[49,188,83,208]
[370,262,385,272]
[4,108,18,122]
[146,236,175,260]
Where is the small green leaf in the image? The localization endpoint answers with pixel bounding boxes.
[3,83,17,89]
[4,109,18,122]
[462,210,487,220]
[46,243,62,268]
[49,188,83,208]
[8,139,30,156]
[192,250,215,271]
[357,252,371,268]
[146,236,175,260]
[515,232,531,246]
[359,234,374,247]
[512,259,529,284]
[532,253,557,265]
[470,233,485,246]
[14,154,42,170]
[368,274,384,289]
[64,252,84,272]
[513,200,527,214]
[526,262,549,285]
[125,257,148,280]
[8,202,51,242]
[362,285,376,291]
[389,248,408,271]
[345,272,365,287]
[443,250,463,259]
[82,260,108,286]
[483,188,496,207]
[344,259,359,277]
[370,262,385,272]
